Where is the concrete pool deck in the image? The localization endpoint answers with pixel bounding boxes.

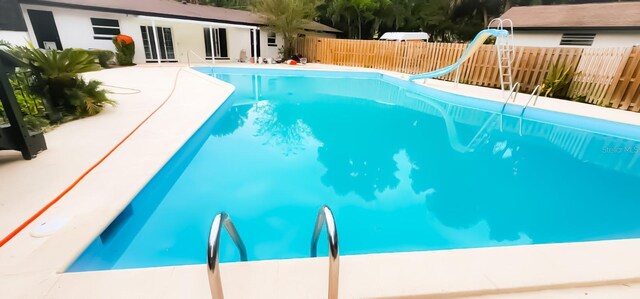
[1,63,640,298]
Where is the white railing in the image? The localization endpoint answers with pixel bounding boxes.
[187,50,215,75]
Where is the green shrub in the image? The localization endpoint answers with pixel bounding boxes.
[1,41,115,120]
[67,78,116,116]
[541,62,576,99]
[0,76,50,131]
[23,114,50,131]
[112,35,135,66]
[90,49,115,68]
[572,95,587,103]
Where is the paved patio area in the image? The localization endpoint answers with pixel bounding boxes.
[0,66,188,238]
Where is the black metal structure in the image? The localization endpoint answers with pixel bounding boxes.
[0,51,47,160]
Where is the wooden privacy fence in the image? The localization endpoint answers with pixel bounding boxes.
[295,37,640,111]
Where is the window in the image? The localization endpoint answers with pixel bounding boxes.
[560,33,595,46]
[91,18,120,40]
[204,28,228,59]
[140,26,176,62]
[267,32,277,47]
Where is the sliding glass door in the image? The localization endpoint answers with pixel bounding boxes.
[204,28,228,60]
[140,26,176,62]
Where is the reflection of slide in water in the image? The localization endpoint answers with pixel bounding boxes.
[404,92,500,153]
[408,29,510,81]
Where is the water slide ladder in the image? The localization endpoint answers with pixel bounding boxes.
[408,18,516,99]
[489,18,516,95]
[207,205,340,299]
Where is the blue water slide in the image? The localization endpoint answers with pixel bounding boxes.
[409,29,510,81]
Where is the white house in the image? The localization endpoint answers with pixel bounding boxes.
[498,2,640,48]
[0,0,340,64]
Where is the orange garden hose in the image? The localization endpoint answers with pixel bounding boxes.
[0,68,184,248]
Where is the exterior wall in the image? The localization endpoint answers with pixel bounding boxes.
[18,4,258,64]
[255,30,337,60]
[140,20,257,63]
[0,30,32,46]
[137,19,204,63]
[512,32,563,47]
[513,30,640,47]
[20,4,147,63]
[227,27,251,62]
[592,31,640,47]
[17,4,336,64]
[258,28,283,59]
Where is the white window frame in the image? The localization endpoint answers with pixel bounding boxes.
[91,17,120,40]
[267,32,277,47]
[141,25,177,62]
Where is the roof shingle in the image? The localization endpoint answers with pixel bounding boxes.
[498,2,640,29]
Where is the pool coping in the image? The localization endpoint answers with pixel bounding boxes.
[1,63,640,298]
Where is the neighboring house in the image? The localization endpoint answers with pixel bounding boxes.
[0,0,340,64]
[498,2,640,47]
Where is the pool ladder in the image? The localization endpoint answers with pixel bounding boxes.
[311,205,340,299]
[207,212,247,299]
[208,205,340,299]
[499,83,542,135]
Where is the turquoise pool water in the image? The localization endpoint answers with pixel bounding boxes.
[69,68,640,272]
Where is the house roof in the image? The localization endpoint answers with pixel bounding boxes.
[19,0,341,33]
[498,2,640,30]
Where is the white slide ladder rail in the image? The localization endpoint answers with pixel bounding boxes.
[489,18,515,98]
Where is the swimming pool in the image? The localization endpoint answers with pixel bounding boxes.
[68,67,640,272]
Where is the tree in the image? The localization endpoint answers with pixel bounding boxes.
[251,0,319,57]
[323,0,381,39]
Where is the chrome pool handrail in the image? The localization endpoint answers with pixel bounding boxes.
[310,205,340,299]
[518,85,543,136]
[521,84,543,117]
[208,212,247,299]
[500,82,520,114]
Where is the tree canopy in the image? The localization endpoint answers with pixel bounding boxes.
[251,0,319,57]
[179,0,632,42]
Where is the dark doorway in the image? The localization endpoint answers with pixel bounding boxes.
[250,29,261,58]
[27,9,62,50]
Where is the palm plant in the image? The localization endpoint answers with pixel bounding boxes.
[1,42,113,118]
[8,42,100,76]
[541,62,576,99]
[251,0,319,58]
[70,79,116,116]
